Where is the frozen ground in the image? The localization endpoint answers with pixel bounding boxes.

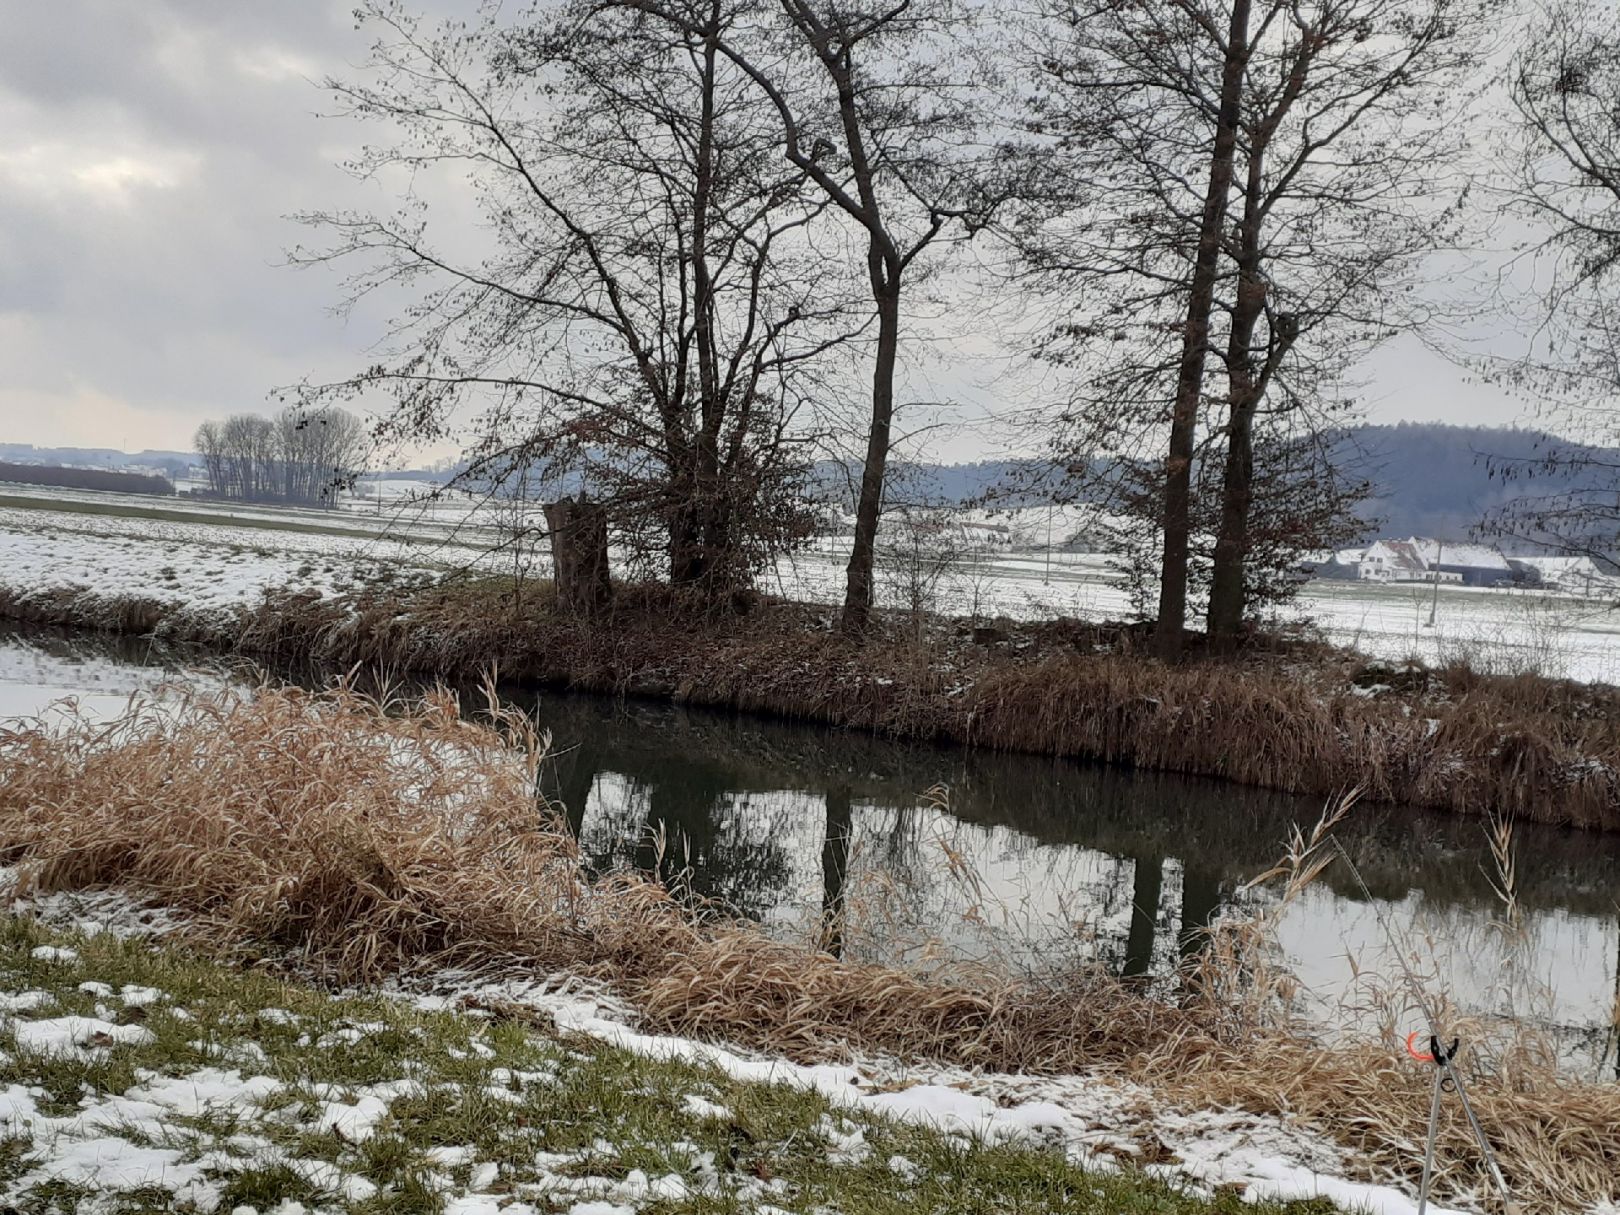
[0,887,1491,1215]
[0,492,503,616]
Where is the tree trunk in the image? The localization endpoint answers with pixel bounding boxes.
[1123,853,1164,978]
[544,496,613,615]
[1208,30,1309,651]
[841,277,901,638]
[820,784,854,958]
[1177,865,1223,962]
[1206,392,1260,647]
[1154,0,1252,662]
[668,484,707,588]
[1207,236,1266,649]
[678,10,726,596]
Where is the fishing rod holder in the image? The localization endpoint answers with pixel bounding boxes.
[1426,1035,1459,1092]
[1415,1032,1520,1215]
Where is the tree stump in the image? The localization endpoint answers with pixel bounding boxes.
[543,496,612,615]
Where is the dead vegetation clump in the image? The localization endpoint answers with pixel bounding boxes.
[0,686,1617,1212]
[3,577,1620,829]
[0,683,1192,1068]
[0,585,169,634]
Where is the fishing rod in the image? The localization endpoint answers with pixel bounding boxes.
[1327,837,1521,1215]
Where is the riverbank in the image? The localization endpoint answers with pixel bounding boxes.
[3,575,1619,830]
[0,919,1357,1215]
[2,683,1617,1214]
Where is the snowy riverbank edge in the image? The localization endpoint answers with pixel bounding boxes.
[1,882,1501,1215]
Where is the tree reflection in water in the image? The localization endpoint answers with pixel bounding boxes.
[518,686,1620,1070]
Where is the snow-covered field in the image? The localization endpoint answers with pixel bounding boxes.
[0,488,506,614]
[6,481,1616,685]
[775,534,1620,684]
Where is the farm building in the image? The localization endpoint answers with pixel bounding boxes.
[1357,539,1445,582]
[1408,539,1518,587]
[1333,537,1521,587]
[1306,548,1365,580]
[1509,555,1616,596]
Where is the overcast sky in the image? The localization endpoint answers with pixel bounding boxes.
[0,0,1541,464]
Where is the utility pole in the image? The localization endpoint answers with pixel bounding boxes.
[1044,502,1054,585]
[1425,539,1443,629]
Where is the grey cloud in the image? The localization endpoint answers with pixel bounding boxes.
[0,0,1542,456]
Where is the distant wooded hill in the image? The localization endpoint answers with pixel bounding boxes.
[815,423,1618,547]
[0,461,174,496]
[1331,422,1613,542]
[0,444,195,480]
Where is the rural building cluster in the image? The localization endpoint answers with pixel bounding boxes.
[1314,538,1610,594]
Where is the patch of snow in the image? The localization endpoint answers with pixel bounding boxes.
[123,1069,282,1117]
[0,992,55,1013]
[288,1157,377,1202]
[681,1094,731,1121]
[314,1094,392,1143]
[426,977,1495,1215]
[11,1015,156,1056]
[13,887,181,941]
[28,1136,219,1210]
[1242,1158,1467,1215]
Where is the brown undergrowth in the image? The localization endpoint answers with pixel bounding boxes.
[0,685,1615,1213]
[3,577,1619,829]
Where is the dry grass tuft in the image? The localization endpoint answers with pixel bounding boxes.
[1,686,1616,1213]
[1166,1040,1620,1213]
[0,682,592,978]
[0,682,1194,1069]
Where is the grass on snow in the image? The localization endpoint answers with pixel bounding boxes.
[0,916,1338,1215]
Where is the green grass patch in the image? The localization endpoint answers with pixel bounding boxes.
[0,915,1341,1215]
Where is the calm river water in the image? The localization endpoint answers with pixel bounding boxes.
[1,624,1615,1078]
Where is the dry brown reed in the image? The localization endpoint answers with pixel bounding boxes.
[0,683,1193,1069]
[0,686,1616,1213]
[4,578,1618,831]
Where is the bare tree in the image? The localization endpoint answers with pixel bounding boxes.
[1020,0,1489,651]
[1019,0,1250,659]
[276,405,368,506]
[218,414,277,500]
[1484,0,1620,565]
[618,0,1015,635]
[194,420,226,498]
[1202,0,1488,647]
[194,406,364,505]
[295,0,856,595]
